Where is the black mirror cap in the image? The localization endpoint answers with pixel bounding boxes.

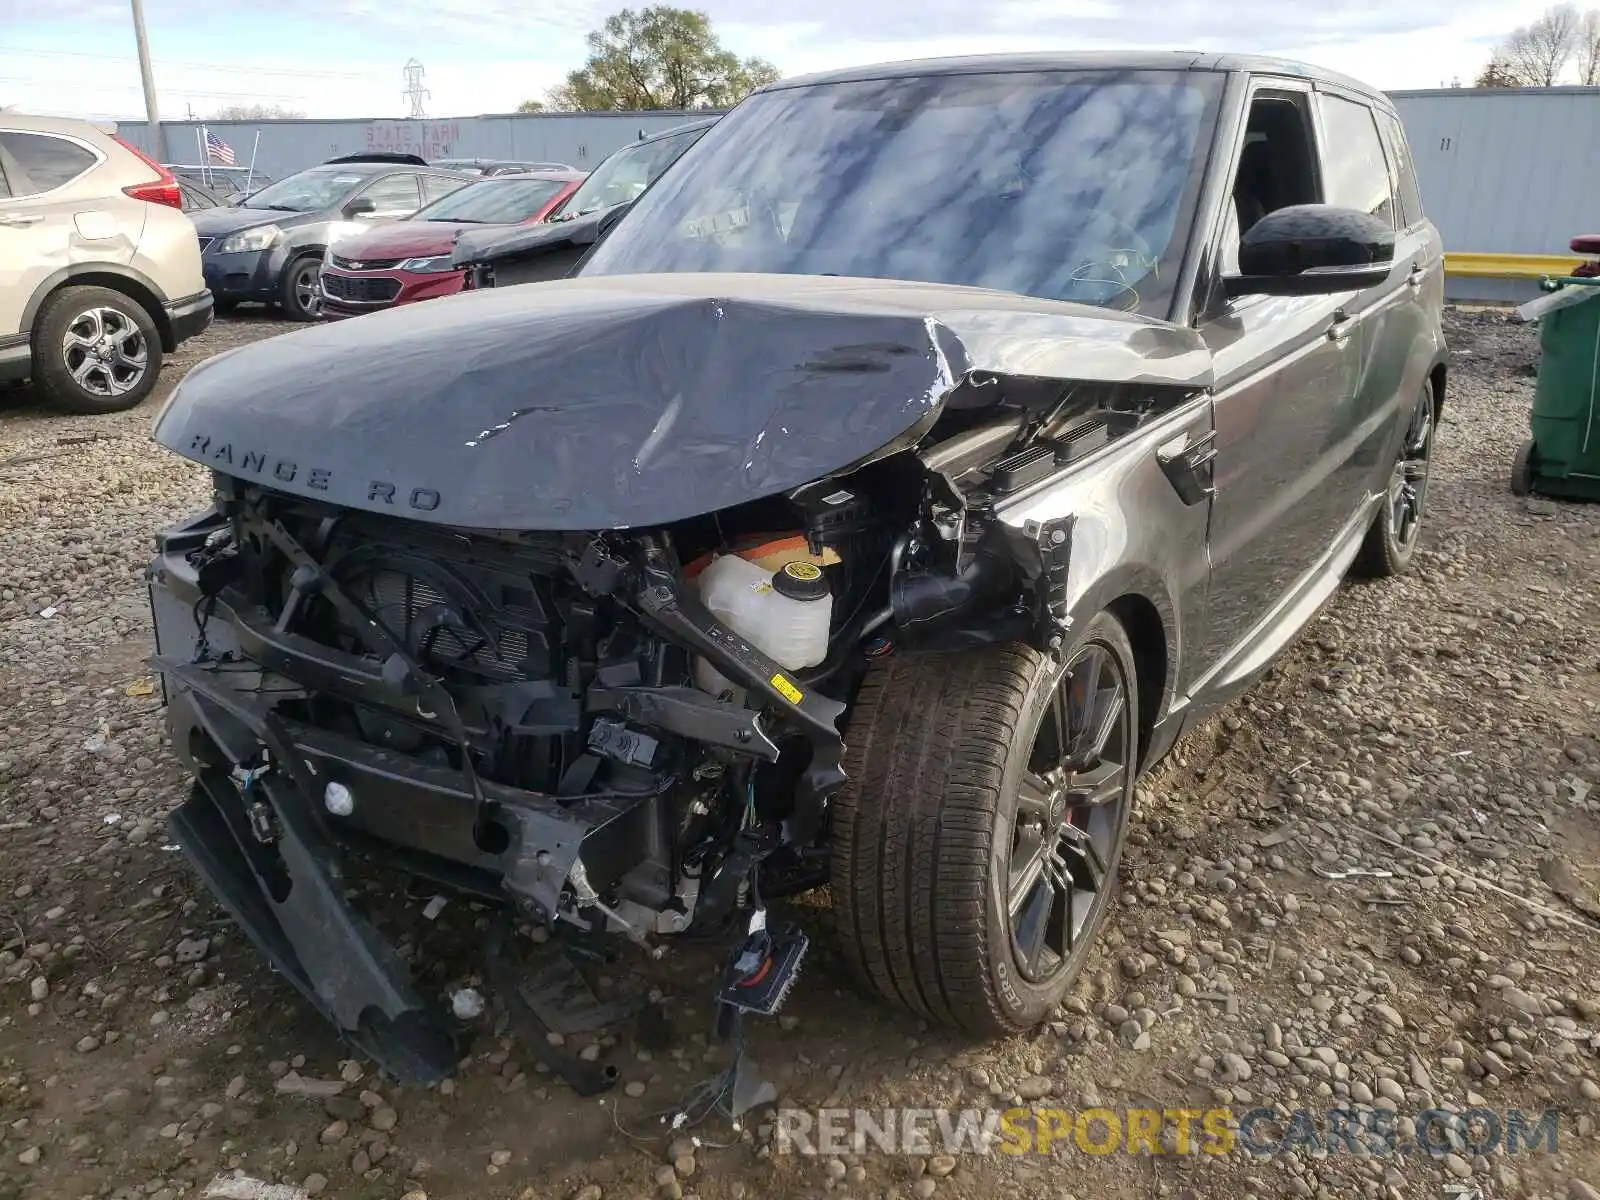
[1226,204,1396,297]
[345,197,378,217]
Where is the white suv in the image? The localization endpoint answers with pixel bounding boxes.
[0,114,213,414]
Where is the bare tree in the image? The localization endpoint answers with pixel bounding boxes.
[209,103,306,120]
[1491,3,1580,86]
[1579,7,1600,82]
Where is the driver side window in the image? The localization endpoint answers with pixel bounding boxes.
[1218,90,1320,283]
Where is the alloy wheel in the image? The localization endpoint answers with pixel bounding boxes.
[1389,392,1433,550]
[60,306,148,399]
[292,262,323,318]
[1007,640,1133,984]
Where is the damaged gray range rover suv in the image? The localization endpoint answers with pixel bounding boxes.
[146,53,1445,1087]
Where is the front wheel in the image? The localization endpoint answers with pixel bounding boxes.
[831,614,1139,1036]
[279,256,324,321]
[1353,383,1434,578]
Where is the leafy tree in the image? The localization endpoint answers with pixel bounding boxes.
[209,103,306,120]
[537,7,779,111]
[516,99,546,112]
[1474,55,1523,86]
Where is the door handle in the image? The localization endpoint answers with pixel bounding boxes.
[1407,261,1425,288]
[1326,309,1353,344]
[0,213,43,227]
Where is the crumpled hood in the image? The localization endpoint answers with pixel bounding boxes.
[152,272,1213,532]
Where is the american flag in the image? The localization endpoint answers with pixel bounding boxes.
[205,130,236,166]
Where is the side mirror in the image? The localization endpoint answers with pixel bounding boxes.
[345,197,378,218]
[1224,204,1395,298]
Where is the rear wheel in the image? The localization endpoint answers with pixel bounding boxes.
[31,285,162,415]
[1510,438,1536,497]
[831,613,1138,1035]
[1353,383,1433,578]
[279,256,323,321]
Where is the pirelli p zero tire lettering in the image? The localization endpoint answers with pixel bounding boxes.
[831,612,1139,1035]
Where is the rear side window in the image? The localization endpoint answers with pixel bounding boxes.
[0,132,99,195]
[1316,95,1395,228]
[1380,111,1424,228]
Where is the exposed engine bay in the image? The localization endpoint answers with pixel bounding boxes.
[145,273,1211,1097]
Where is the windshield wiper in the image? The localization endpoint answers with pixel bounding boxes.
[255,204,302,213]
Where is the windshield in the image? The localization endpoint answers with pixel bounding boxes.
[414,176,570,223]
[243,164,371,212]
[554,127,706,219]
[580,72,1220,316]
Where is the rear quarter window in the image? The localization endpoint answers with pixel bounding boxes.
[1316,95,1396,228]
[0,131,99,195]
[1380,111,1425,228]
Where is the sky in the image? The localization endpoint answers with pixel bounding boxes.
[0,0,1577,122]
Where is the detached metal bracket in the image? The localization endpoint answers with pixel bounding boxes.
[1156,429,1218,506]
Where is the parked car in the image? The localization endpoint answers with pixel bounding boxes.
[165,164,275,205]
[0,115,212,414]
[146,52,1444,1082]
[430,157,577,176]
[190,153,474,320]
[319,170,584,318]
[176,177,224,213]
[452,118,716,288]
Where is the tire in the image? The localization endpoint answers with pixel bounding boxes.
[30,285,163,415]
[1353,383,1434,578]
[1510,438,1536,497]
[831,613,1140,1036]
[279,255,324,321]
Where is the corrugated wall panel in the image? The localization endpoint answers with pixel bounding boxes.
[1391,88,1600,255]
[112,112,718,183]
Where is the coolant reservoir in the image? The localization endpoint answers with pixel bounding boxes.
[694,554,833,699]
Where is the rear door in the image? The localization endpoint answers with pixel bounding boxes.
[0,128,132,339]
[1310,90,1420,503]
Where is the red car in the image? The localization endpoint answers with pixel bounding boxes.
[319,170,583,317]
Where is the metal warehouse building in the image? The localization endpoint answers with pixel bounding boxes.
[114,111,716,184]
[1391,86,1600,301]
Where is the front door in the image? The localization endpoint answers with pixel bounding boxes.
[1192,82,1360,676]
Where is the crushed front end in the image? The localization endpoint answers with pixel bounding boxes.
[147,476,868,1083]
[145,272,1215,1086]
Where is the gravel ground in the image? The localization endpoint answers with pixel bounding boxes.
[1,308,1598,1200]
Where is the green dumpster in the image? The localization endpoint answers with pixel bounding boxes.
[1512,276,1600,501]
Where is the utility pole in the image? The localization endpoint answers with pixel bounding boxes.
[129,0,165,160]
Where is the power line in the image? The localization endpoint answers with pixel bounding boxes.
[3,45,381,81]
[0,76,310,102]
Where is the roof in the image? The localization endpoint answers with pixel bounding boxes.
[0,112,117,136]
[761,51,1389,105]
[474,169,585,181]
[637,116,720,143]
